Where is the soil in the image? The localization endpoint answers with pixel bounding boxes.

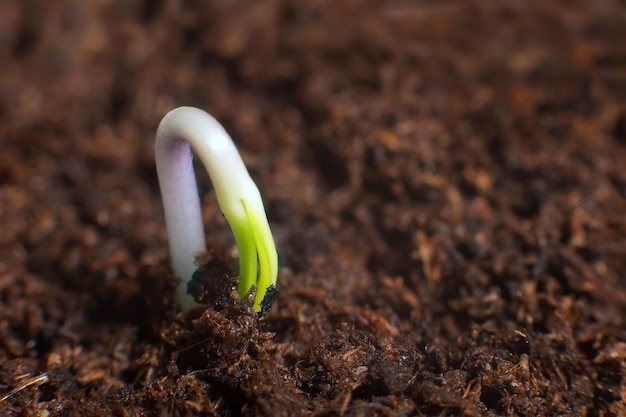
[1,1,626,416]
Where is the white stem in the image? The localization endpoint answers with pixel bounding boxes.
[155,106,276,311]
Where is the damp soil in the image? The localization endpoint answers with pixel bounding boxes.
[1,1,626,416]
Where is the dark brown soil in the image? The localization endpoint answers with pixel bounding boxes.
[1,1,626,416]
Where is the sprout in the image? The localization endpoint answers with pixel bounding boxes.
[155,106,278,313]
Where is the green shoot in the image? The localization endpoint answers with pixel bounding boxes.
[155,106,278,313]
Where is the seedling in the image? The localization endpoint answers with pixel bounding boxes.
[155,106,278,313]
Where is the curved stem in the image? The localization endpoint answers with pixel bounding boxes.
[155,106,278,312]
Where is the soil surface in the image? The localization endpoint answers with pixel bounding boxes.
[1,1,626,416]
